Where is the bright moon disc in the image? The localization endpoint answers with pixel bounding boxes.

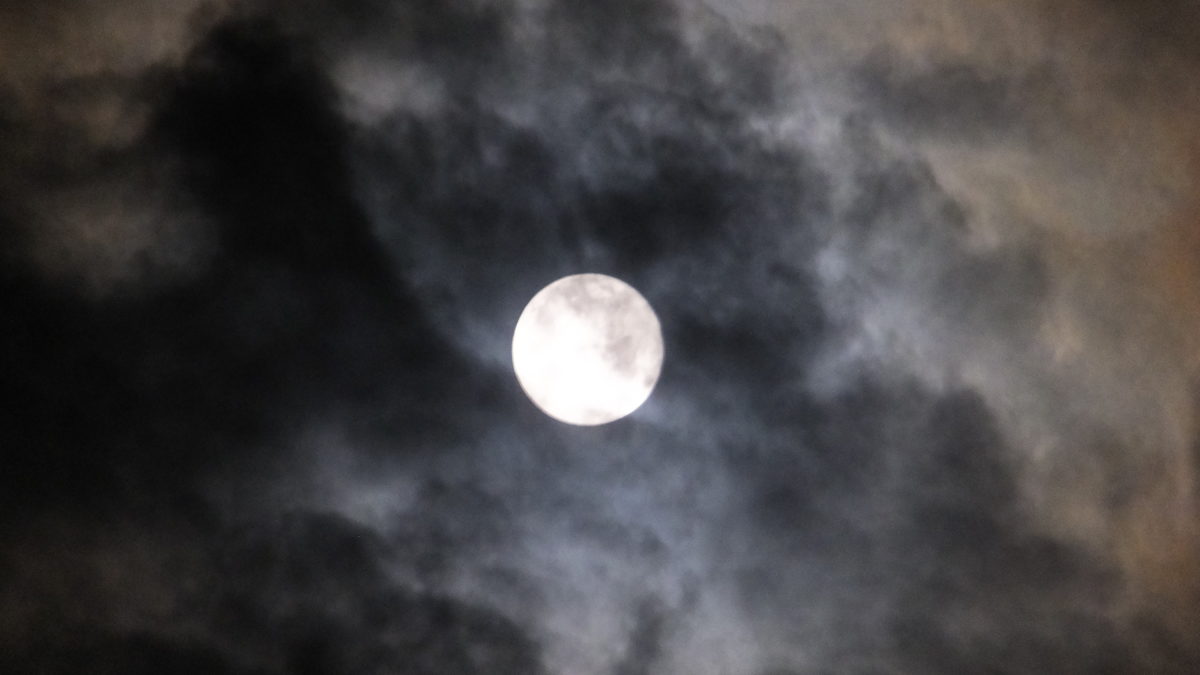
[512,274,664,425]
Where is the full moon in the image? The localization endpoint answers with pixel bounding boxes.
[512,274,664,426]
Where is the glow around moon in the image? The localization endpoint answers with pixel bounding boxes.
[512,274,664,425]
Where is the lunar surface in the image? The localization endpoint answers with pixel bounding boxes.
[512,274,664,425]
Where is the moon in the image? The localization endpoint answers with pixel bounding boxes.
[512,274,664,426]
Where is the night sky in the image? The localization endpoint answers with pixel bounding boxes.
[3,1,1199,673]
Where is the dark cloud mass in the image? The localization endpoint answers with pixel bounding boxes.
[2,0,1199,673]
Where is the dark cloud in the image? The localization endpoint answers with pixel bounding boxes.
[2,0,1198,673]
[1,511,544,674]
[155,18,390,283]
[209,512,545,675]
[726,381,1126,669]
[854,51,1060,141]
[1069,0,1200,63]
[1,632,268,675]
[610,598,670,675]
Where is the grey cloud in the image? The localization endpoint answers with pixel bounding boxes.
[611,598,672,675]
[2,0,1198,673]
[854,50,1061,141]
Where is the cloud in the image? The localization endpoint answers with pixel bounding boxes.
[1,511,544,674]
[1,0,1198,673]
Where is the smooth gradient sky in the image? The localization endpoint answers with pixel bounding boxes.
[2,1,1199,673]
